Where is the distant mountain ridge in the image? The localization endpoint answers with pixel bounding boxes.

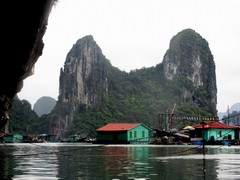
[33,96,56,117]
[218,102,240,120]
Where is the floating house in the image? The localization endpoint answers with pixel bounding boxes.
[2,134,14,143]
[191,120,237,145]
[13,134,23,143]
[2,134,23,143]
[96,123,152,144]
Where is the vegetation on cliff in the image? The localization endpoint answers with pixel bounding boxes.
[9,96,39,134]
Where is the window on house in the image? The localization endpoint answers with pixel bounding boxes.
[130,131,132,138]
[142,131,145,137]
[134,131,137,138]
[218,131,222,137]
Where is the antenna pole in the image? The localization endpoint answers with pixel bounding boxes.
[227,105,229,125]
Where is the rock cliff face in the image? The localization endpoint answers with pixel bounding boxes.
[0,0,56,132]
[163,29,214,85]
[49,29,217,137]
[162,29,217,110]
[50,35,111,137]
[59,35,109,108]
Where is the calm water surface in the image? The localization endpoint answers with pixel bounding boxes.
[0,143,240,179]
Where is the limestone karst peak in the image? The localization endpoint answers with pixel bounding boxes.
[50,29,217,137]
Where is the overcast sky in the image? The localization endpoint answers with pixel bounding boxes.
[18,0,240,113]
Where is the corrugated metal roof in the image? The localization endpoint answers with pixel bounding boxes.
[193,121,237,129]
[97,123,141,131]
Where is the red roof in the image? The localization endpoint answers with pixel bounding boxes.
[97,123,141,131]
[193,121,237,129]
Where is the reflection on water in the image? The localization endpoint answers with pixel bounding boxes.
[0,143,240,179]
